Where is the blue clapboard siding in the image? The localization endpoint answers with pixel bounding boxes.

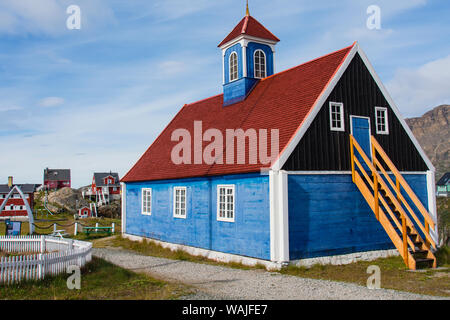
[125,173,271,260]
[288,174,430,259]
[288,174,392,259]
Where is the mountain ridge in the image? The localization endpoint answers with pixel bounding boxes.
[405,105,450,180]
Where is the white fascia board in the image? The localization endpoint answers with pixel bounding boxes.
[271,42,435,172]
[271,43,358,171]
[219,35,278,52]
[357,46,435,171]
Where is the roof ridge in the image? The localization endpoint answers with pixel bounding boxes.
[262,42,356,82]
[242,15,249,33]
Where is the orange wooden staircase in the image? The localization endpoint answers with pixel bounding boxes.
[350,135,437,270]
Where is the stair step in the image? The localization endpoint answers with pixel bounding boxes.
[411,250,429,260]
[415,258,434,269]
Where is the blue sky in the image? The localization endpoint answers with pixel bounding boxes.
[0,0,449,187]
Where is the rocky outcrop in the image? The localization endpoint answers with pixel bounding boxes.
[46,187,88,213]
[406,105,450,179]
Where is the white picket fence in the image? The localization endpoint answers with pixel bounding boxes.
[0,235,92,285]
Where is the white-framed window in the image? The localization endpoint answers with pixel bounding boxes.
[375,107,389,135]
[141,188,152,215]
[217,185,235,222]
[173,187,187,219]
[329,102,345,132]
[254,50,266,79]
[229,52,238,82]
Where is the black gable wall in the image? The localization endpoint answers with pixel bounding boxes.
[283,53,428,172]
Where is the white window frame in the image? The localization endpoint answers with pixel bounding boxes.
[217,185,235,223]
[173,187,187,219]
[229,52,238,82]
[254,49,267,79]
[141,188,152,216]
[329,102,345,132]
[375,106,389,135]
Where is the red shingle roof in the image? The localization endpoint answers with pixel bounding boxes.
[218,15,280,47]
[122,44,355,183]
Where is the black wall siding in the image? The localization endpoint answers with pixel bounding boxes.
[283,53,428,172]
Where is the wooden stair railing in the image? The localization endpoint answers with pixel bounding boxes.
[350,135,437,270]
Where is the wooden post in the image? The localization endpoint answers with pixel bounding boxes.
[372,144,379,221]
[53,223,57,233]
[40,236,45,254]
[95,223,99,233]
[74,222,78,236]
[402,214,408,268]
[112,223,115,234]
[350,136,355,182]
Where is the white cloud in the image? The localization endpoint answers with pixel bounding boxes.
[386,55,450,117]
[0,104,22,112]
[38,97,65,108]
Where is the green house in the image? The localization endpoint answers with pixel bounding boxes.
[437,172,450,197]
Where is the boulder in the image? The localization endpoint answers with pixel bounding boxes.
[97,201,121,219]
[46,187,89,213]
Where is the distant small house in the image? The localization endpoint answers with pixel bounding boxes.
[437,173,450,197]
[43,168,71,190]
[0,177,37,219]
[92,172,121,197]
[78,207,92,219]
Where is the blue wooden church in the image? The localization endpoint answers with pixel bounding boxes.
[121,5,439,270]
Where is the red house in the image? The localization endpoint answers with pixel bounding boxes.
[92,172,121,196]
[78,207,92,219]
[0,177,37,218]
[43,168,71,190]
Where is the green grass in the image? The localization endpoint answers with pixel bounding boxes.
[436,246,450,266]
[279,255,450,297]
[0,257,192,300]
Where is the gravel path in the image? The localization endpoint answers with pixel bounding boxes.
[93,247,446,300]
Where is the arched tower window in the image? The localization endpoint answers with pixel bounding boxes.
[229,52,238,82]
[254,50,266,79]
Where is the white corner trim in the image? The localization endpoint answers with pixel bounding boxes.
[269,170,289,263]
[123,233,282,271]
[242,45,247,78]
[271,43,358,171]
[121,182,126,234]
[426,171,439,244]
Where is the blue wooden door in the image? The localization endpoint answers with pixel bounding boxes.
[351,117,371,171]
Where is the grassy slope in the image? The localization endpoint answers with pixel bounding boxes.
[0,257,191,300]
